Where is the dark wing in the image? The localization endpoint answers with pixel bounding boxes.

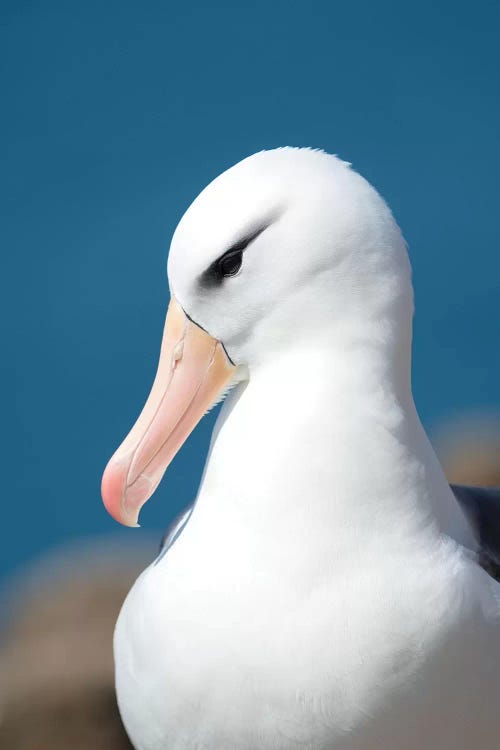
[155,504,194,565]
[451,484,500,581]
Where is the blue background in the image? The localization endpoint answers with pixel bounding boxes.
[2,0,499,579]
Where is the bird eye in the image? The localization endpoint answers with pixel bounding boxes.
[199,223,269,288]
[218,248,243,278]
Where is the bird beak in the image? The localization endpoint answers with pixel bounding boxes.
[101,297,236,526]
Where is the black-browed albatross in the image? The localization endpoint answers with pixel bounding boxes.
[102,147,500,750]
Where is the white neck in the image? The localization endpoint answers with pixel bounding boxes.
[189,330,473,579]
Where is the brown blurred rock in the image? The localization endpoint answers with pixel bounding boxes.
[0,684,132,750]
[0,538,155,749]
[437,416,500,487]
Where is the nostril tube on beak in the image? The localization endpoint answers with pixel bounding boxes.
[171,339,185,369]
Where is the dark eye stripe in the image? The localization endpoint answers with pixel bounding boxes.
[199,223,268,288]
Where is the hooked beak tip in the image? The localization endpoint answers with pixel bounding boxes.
[101,458,141,528]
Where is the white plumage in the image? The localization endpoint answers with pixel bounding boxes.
[107,148,500,749]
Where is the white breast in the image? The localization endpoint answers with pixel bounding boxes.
[114,371,500,750]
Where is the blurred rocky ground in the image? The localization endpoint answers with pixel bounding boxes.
[0,538,155,749]
[436,415,500,487]
[0,416,498,750]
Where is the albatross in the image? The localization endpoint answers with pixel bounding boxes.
[101,147,500,750]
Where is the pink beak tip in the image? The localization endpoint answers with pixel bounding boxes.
[101,458,140,528]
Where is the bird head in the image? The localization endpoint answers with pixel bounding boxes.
[102,147,411,526]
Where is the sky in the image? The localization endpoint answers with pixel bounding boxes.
[1,0,499,579]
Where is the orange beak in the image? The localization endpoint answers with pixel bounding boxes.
[101,297,236,526]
